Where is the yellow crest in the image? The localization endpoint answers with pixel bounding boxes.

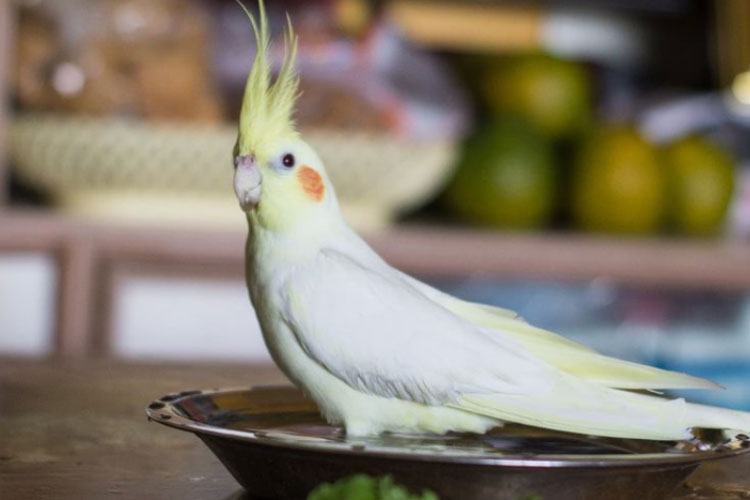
[236,0,299,155]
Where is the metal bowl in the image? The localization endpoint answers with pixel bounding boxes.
[146,386,750,500]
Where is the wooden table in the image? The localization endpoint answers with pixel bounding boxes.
[1,358,749,499]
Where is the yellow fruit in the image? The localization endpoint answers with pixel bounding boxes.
[663,136,735,237]
[443,119,557,229]
[572,127,665,234]
[482,54,591,139]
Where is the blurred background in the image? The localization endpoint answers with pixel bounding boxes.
[0,0,748,410]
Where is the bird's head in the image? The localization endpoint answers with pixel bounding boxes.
[233,1,339,233]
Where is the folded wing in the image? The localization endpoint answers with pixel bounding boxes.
[401,273,719,390]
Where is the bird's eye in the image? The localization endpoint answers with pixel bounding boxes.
[282,153,295,168]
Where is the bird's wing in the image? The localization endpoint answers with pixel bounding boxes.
[331,229,717,391]
[396,272,588,349]
[278,250,555,406]
[399,273,719,390]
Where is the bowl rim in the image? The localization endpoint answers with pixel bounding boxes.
[146,386,750,469]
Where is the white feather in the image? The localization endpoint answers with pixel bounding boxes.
[278,249,555,405]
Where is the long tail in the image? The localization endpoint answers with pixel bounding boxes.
[686,401,750,433]
[456,377,750,441]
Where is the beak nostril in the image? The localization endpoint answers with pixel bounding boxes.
[235,154,256,170]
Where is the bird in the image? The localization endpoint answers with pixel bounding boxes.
[232,1,750,440]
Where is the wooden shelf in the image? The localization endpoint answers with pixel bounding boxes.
[2,209,749,357]
[2,209,750,291]
[373,225,750,291]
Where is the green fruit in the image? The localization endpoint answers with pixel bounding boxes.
[664,136,735,237]
[482,54,591,139]
[572,127,665,234]
[444,119,557,229]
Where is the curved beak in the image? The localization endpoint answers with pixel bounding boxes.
[234,154,262,211]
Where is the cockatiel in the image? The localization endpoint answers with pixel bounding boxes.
[233,1,750,440]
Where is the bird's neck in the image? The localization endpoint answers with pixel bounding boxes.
[245,211,343,264]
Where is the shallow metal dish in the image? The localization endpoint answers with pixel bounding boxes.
[147,386,750,500]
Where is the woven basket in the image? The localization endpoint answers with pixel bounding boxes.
[9,114,458,229]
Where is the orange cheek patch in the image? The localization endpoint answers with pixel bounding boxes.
[298,166,325,202]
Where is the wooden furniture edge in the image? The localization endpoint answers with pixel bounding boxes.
[2,210,749,357]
